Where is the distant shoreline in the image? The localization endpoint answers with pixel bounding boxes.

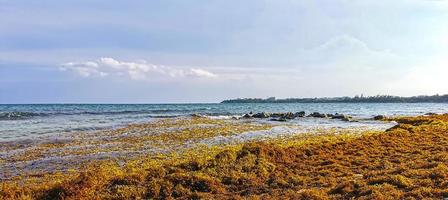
[221,94,448,103]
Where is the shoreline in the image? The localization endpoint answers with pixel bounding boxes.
[0,110,392,142]
[2,103,447,142]
[0,113,395,180]
[2,114,448,199]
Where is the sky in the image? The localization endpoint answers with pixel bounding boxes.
[0,0,447,103]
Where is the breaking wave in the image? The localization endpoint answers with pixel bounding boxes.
[0,112,47,120]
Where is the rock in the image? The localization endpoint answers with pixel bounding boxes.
[373,115,386,120]
[242,114,253,119]
[331,113,343,119]
[294,111,306,118]
[232,116,241,120]
[341,116,352,122]
[308,112,328,118]
[425,112,437,116]
[284,112,295,119]
[319,113,328,118]
[270,113,282,118]
[191,114,204,118]
[332,113,352,122]
[252,112,270,118]
[270,112,295,119]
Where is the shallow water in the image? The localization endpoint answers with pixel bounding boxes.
[0,103,447,141]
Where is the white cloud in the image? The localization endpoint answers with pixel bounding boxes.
[61,57,218,80]
[188,69,218,78]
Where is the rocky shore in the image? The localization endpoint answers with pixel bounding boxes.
[234,111,387,122]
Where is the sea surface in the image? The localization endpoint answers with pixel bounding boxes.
[1,103,447,141]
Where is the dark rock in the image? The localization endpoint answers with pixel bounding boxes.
[270,112,295,119]
[425,112,437,116]
[294,111,306,117]
[270,113,282,118]
[242,114,253,119]
[284,112,295,119]
[191,114,204,118]
[252,112,270,118]
[331,113,343,119]
[373,115,386,120]
[332,113,352,122]
[308,112,328,118]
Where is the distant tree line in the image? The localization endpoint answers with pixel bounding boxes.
[221,94,448,103]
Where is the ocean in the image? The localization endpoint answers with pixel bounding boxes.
[1,103,447,141]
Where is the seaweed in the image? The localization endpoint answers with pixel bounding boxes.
[3,114,448,199]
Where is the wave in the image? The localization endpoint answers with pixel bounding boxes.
[0,109,219,120]
[190,113,240,119]
[0,112,47,120]
[148,115,182,118]
[204,115,237,120]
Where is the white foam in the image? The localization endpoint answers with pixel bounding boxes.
[199,120,397,146]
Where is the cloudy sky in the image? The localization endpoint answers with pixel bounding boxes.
[1,0,447,103]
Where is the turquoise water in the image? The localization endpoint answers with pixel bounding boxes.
[1,103,447,141]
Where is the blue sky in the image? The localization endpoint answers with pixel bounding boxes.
[1,0,447,103]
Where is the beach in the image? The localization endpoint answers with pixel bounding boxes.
[2,108,448,199]
[3,0,447,198]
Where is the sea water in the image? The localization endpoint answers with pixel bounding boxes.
[1,103,447,141]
